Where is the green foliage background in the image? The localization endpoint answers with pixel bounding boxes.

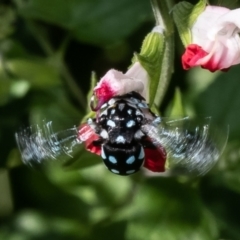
[1,0,240,239]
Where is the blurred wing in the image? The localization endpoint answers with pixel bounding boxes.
[141,117,228,175]
[15,121,89,164]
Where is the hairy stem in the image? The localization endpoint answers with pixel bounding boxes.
[27,21,86,109]
[150,0,175,106]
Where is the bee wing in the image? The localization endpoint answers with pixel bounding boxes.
[141,117,228,175]
[15,121,94,165]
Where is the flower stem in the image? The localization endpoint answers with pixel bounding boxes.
[150,0,175,106]
[27,21,86,109]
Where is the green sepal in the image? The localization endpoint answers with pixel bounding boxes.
[166,88,186,117]
[87,71,97,112]
[81,71,97,123]
[132,31,165,107]
[172,0,207,46]
[80,111,95,124]
[5,59,61,89]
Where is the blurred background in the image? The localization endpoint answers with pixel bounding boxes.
[1,0,240,239]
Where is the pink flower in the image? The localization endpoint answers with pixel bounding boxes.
[92,62,148,110]
[182,6,240,72]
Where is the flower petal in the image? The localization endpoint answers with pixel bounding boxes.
[78,123,101,155]
[182,42,232,72]
[93,63,148,110]
[94,69,123,103]
[125,62,149,99]
[192,6,230,49]
[183,6,240,71]
[195,40,230,71]
[182,44,208,70]
[143,146,166,172]
[206,8,240,67]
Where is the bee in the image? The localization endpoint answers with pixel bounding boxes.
[15,91,227,176]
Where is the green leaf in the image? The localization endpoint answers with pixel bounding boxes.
[195,65,240,141]
[93,221,127,240]
[63,151,101,171]
[0,39,33,59]
[172,0,207,46]
[200,176,240,240]
[58,164,133,207]
[126,178,218,240]
[15,0,152,46]
[12,167,91,223]
[5,59,61,89]
[10,80,30,98]
[0,5,16,40]
[29,89,82,128]
[132,31,165,107]
[218,142,240,193]
[0,78,11,106]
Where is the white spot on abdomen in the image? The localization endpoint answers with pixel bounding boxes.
[115,135,126,143]
[101,146,107,159]
[126,156,135,164]
[111,169,119,174]
[109,155,117,164]
[126,169,135,174]
[138,146,144,159]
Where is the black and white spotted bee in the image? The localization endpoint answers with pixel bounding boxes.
[15,91,227,176]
